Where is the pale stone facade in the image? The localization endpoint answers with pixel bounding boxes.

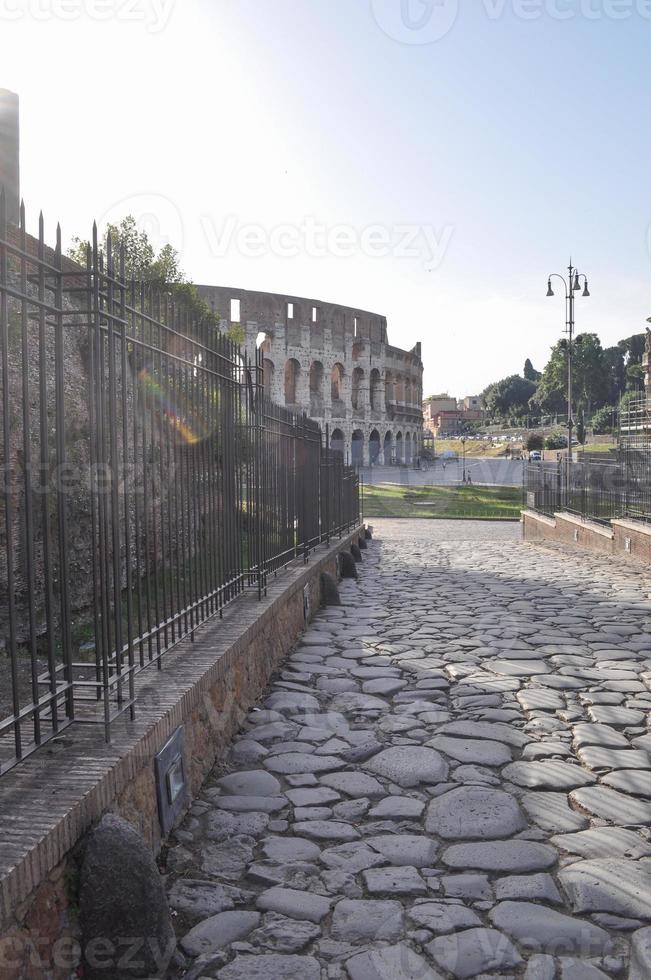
[197,285,424,465]
[0,89,19,224]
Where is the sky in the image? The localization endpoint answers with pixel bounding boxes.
[3,0,651,398]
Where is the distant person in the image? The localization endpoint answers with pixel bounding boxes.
[467,474,472,485]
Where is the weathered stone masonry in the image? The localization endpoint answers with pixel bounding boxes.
[197,285,424,466]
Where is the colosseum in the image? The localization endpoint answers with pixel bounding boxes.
[196,285,424,466]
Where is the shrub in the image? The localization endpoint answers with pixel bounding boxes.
[525,433,544,451]
[545,432,568,450]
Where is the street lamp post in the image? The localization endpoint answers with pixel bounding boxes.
[546,261,590,491]
[461,436,467,483]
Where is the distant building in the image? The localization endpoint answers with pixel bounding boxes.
[423,392,484,437]
[0,89,19,224]
[423,394,457,417]
[462,395,483,412]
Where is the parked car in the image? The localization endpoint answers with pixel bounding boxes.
[529,450,542,461]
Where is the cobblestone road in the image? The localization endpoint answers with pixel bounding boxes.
[164,520,651,979]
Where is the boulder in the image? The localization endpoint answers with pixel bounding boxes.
[80,814,175,979]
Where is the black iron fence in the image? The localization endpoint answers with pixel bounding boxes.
[524,450,651,526]
[0,198,360,776]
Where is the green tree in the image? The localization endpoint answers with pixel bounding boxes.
[618,333,646,392]
[626,362,645,391]
[481,375,537,418]
[525,433,544,451]
[523,358,541,382]
[530,340,567,414]
[591,405,617,435]
[602,346,626,405]
[68,216,245,344]
[572,333,609,412]
[532,333,608,416]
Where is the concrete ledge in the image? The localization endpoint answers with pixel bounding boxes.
[612,518,651,537]
[523,508,651,565]
[612,519,651,562]
[521,509,557,528]
[0,526,363,970]
[554,511,615,539]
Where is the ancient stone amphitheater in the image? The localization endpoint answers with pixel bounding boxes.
[197,285,424,466]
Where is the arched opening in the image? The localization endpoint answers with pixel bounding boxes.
[284,358,300,405]
[369,429,381,464]
[351,367,364,411]
[412,430,420,458]
[263,358,274,399]
[351,429,364,466]
[395,376,405,403]
[383,431,393,465]
[405,379,412,405]
[405,432,412,463]
[395,431,403,462]
[309,360,324,414]
[370,368,382,414]
[352,341,364,361]
[385,371,394,404]
[259,333,273,356]
[330,428,345,458]
[331,363,344,404]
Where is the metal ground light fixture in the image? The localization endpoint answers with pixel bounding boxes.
[546,260,590,486]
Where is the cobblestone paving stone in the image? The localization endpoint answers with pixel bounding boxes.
[163,520,651,979]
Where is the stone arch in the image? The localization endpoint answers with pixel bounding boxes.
[405,432,412,463]
[351,429,364,466]
[330,427,345,457]
[351,367,364,411]
[263,358,274,399]
[284,358,300,405]
[331,363,344,403]
[383,430,392,464]
[395,431,403,462]
[370,368,382,414]
[369,429,381,464]
[309,360,324,414]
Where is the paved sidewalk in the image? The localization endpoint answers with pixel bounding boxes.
[164,519,651,979]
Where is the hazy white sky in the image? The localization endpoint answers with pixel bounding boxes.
[3,0,651,397]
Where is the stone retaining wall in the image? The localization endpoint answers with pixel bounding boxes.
[0,528,363,979]
[522,509,651,563]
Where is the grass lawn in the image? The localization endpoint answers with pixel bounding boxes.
[362,483,522,520]
[434,439,522,458]
[579,442,617,454]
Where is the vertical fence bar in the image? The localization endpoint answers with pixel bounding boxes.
[0,207,367,777]
[53,224,74,723]
[19,203,40,744]
[0,190,21,761]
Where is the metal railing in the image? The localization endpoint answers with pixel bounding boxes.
[524,452,651,526]
[0,198,360,776]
